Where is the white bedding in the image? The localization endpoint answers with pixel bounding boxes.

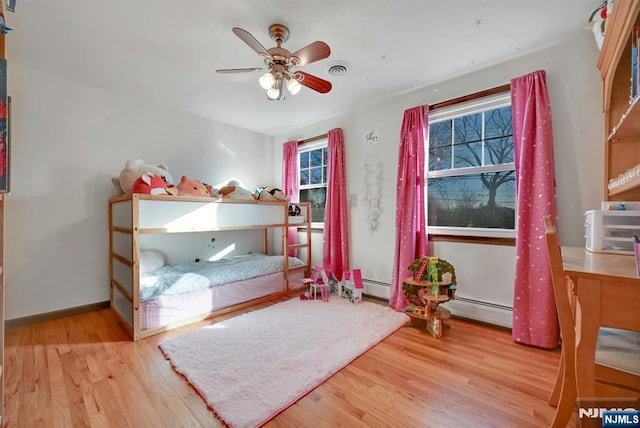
[140,253,305,302]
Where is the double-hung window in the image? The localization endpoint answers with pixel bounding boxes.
[298,137,328,226]
[427,91,516,238]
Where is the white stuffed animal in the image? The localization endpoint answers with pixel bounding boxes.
[115,158,174,194]
[218,179,255,200]
[587,1,610,50]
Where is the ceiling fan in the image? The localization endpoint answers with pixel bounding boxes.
[216,24,332,100]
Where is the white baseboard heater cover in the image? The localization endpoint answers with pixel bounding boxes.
[362,279,513,329]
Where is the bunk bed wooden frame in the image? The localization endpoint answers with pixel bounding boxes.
[108,193,311,340]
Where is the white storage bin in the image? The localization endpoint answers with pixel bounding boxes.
[585,210,640,255]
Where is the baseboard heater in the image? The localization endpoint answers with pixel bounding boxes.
[446,297,513,329]
[361,278,513,329]
[362,278,392,300]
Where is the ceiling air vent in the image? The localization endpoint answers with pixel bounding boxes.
[327,61,350,77]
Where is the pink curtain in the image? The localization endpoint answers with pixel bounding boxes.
[511,70,560,348]
[322,128,349,280]
[390,106,429,311]
[282,140,299,257]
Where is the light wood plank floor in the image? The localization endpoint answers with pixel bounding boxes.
[4,297,576,427]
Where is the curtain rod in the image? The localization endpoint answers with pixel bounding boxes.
[298,133,328,145]
[429,83,511,111]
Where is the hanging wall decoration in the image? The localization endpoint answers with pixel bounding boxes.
[362,154,384,231]
[364,130,380,145]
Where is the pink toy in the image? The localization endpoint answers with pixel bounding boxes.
[177,175,212,197]
[300,265,330,301]
[132,172,177,196]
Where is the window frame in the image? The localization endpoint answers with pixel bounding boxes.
[426,90,516,239]
[298,137,329,228]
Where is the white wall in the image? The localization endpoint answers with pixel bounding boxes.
[6,64,273,320]
[7,33,604,323]
[273,34,603,325]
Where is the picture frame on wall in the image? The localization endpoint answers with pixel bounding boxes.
[0,59,8,193]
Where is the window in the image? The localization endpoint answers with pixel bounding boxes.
[298,138,328,224]
[427,92,515,238]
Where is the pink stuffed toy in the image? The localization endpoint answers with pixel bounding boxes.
[177,175,213,197]
[132,173,177,196]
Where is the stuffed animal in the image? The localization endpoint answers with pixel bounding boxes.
[132,172,178,196]
[288,203,301,216]
[588,1,610,50]
[218,179,255,200]
[177,175,213,197]
[257,186,289,202]
[115,158,174,194]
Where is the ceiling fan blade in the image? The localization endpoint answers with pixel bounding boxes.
[289,41,331,66]
[293,71,332,94]
[216,67,262,74]
[232,27,272,60]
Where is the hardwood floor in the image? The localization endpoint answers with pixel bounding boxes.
[4,297,576,427]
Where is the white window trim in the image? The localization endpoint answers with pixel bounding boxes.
[298,138,327,152]
[427,162,515,179]
[428,225,516,239]
[428,92,511,122]
[426,91,515,238]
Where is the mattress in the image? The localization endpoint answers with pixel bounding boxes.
[140,253,305,301]
[140,269,305,331]
[139,253,306,331]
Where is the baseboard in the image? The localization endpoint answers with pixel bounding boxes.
[444,298,513,329]
[5,301,111,329]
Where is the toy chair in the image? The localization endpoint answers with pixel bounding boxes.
[308,265,329,302]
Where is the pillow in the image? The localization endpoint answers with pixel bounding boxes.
[139,250,165,274]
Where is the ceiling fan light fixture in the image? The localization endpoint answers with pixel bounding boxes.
[285,74,301,95]
[259,72,275,90]
[266,78,283,100]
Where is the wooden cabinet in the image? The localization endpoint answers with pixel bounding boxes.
[598,0,640,200]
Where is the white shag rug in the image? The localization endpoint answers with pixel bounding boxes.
[159,296,409,428]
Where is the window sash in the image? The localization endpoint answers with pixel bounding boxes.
[298,138,328,225]
[426,91,515,236]
[427,162,515,178]
[428,92,511,122]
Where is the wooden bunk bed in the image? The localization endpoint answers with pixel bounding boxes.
[109,194,311,340]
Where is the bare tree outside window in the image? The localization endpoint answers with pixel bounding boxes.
[427,103,516,230]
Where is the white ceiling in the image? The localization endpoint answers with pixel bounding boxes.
[6,1,600,136]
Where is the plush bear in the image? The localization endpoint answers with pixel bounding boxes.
[132,172,178,196]
[257,186,289,202]
[218,179,255,200]
[115,158,174,194]
[177,175,214,197]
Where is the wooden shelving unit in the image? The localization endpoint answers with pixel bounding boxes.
[598,0,640,200]
[109,195,312,340]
